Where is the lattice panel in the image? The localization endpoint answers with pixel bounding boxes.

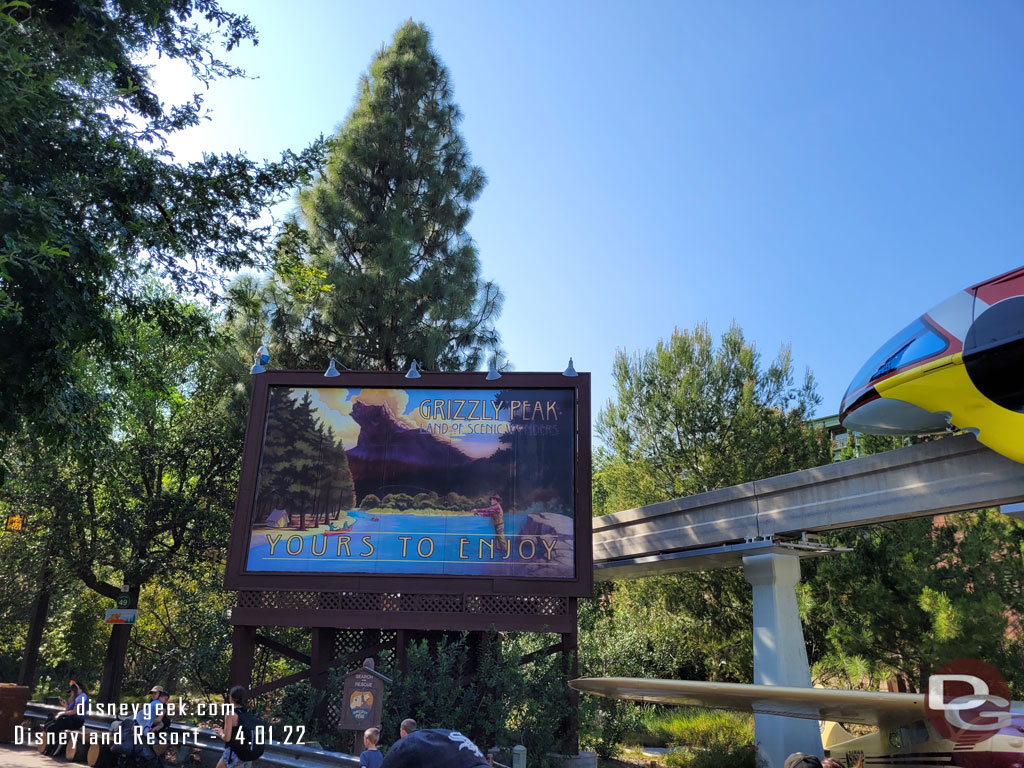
[323,629,399,732]
[333,628,366,660]
[237,591,568,616]
[376,631,397,676]
[475,595,567,615]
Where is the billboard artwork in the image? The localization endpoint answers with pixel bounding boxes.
[245,386,576,579]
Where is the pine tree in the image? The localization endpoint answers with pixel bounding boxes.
[270,21,503,372]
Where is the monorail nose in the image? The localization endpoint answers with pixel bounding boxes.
[841,391,950,435]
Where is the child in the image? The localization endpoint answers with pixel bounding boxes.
[472,494,509,554]
[360,727,383,768]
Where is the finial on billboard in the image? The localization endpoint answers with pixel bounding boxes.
[250,344,269,375]
[486,359,502,380]
[406,360,422,379]
[324,358,341,378]
[563,357,578,377]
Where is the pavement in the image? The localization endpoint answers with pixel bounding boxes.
[0,745,59,768]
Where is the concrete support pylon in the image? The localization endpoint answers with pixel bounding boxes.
[742,552,823,768]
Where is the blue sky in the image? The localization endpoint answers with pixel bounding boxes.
[152,2,1024,422]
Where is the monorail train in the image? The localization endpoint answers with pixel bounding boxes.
[839,265,1024,463]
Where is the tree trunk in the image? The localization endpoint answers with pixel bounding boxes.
[97,584,140,703]
[18,576,52,690]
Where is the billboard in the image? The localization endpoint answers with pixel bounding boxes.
[224,371,592,596]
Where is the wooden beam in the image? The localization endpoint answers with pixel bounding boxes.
[249,669,312,697]
[255,633,312,666]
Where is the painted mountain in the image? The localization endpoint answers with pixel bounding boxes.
[344,399,571,511]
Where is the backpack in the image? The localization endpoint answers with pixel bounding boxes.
[229,708,265,761]
[110,719,141,756]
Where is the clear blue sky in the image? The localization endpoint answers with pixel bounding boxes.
[153,1,1024,422]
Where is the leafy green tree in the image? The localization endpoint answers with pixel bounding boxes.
[0,0,325,441]
[125,563,234,696]
[35,294,246,701]
[585,324,831,691]
[802,436,1024,696]
[254,20,503,372]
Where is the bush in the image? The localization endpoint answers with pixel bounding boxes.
[259,632,574,767]
[382,633,573,768]
[654,708,759,768]
[666,743,760,768]
[656,708,753,750]
[360,494,380,509]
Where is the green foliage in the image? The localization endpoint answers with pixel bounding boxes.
[585,324,831,689]
[380,493,413,511]
[1,290,247,696]
[597,323,828,505]
[359,494,380,510]
[665,743,760,768]
[581,323,830,753]
[0,0,325,440]
[651,708,754,751]
[382,634,571,768]
[126,564,234,696]
[240,20,503,372]
[802,510,1024,695]
[803,433,1024,697]
[260,634,572,768]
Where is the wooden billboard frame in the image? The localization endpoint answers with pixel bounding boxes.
[223,369,593,599]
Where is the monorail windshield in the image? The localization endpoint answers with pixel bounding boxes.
[844,318,949,401]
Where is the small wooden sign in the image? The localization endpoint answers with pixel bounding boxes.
[338,665,388,730]
[104,609,138,625]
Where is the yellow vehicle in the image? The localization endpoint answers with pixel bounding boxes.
[840,265,1024,463]
[570,677,1024,767]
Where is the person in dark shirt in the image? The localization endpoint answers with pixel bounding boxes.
[381,729,489,768]
[359,727,383,768]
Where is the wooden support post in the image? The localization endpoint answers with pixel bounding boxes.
[311,627,335,690]
[396,630,407,674]
[561,598,579,756]
[229,625,257,688]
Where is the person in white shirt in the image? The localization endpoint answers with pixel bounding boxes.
[134,686,168,768]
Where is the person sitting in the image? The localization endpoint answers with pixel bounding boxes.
[149,688,172,765]
[133,685,167,768]
[381,729,489,768]
[43,681,88,757]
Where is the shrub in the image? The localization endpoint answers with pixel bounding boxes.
[360,494,380,509]
[657,708,753,750]
[666,743,760,768]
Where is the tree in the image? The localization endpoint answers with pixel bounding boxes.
[39,293,246,701]
[0,0,325,442]
[585,324,831,689]
[802,438,1024,696]
[254,20,503,372]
